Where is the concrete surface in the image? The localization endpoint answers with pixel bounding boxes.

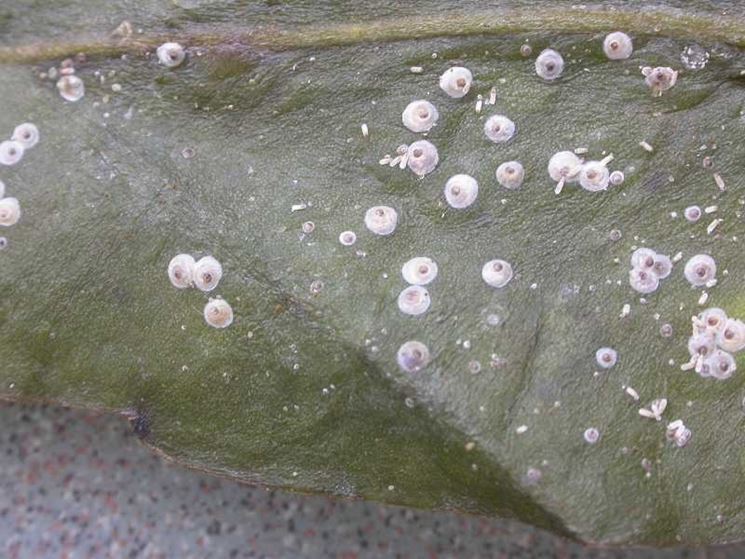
[0,402,741,558]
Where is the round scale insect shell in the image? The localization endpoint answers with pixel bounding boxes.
[11,123,40,149]
[0,141,25,166]
[535,49,564,80]
[439,66,473,98]
[603,32,633,60]
[716,318,745,353]
[705,349,736,380]
[687,332,716,358]
[167,253,196,289]
[595,347,618,369]
[583,427,600,444]
[548,151,582,182]
[402,100,439,133]
[579,161,610,192]
[684,205,702,222]
[193,255,223,292]
[629,268,659,294]
[630,247,656,271]
[496,161,525,190]
[401,257,438,286]
[0,180,5,199]
[482,259,514,288]
[609,170,625,186]
[397,285,431,316]
[396,340,431,373]
[203,298,234,329]
[684,254,716,287]
[484,115,516,143]
[644,66,678,93]
[698,307,728,334]
[406,140,439,177]
[444,174,479,209]
[0,197,21,226]
[56,75,85,102]
[364,205,398,236]
[157,42,186,68]
[339,230,357,246]
[652,254,672,279]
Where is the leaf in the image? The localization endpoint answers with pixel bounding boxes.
[1,1,745,546]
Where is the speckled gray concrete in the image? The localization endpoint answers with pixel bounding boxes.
[0,402,741,559]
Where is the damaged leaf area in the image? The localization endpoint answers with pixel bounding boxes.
[1,0,745,546]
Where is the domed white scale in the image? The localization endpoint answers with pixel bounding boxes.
[401,257,438,285]
[397,285,431,316]
[628,268,659,294]
[684,254,716,287]
[0,180,5,199]
[696,307,728,335]
[579,161,610,192]
[56,75,85,102]
[483,115,515,144]
[0,141,24,166]
[535,49,564,80]
[603,32,633,60]
[364,205,398,236]
[652,254,673,279]
[547,151,582,193]
[167,254,196,289]
[642,66,678,95]
[397,340,431,373]
[402,100,439,133]
[595,347,618,369]
[0,197,21,226]
[439,66,473,98]
[406,140,439,177]
[203,298,234,329]
[630,247,656,271]
[705,349,736,380]
[193,255,223,292]
[496,161,525,190]
[157,42,186,68]
[11,123,40,149]
[717,319,745,353]
[338,231,357,246]
[481,259,513,288]
[444,174,478,209]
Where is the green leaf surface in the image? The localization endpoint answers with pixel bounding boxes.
[1,0,744,546]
